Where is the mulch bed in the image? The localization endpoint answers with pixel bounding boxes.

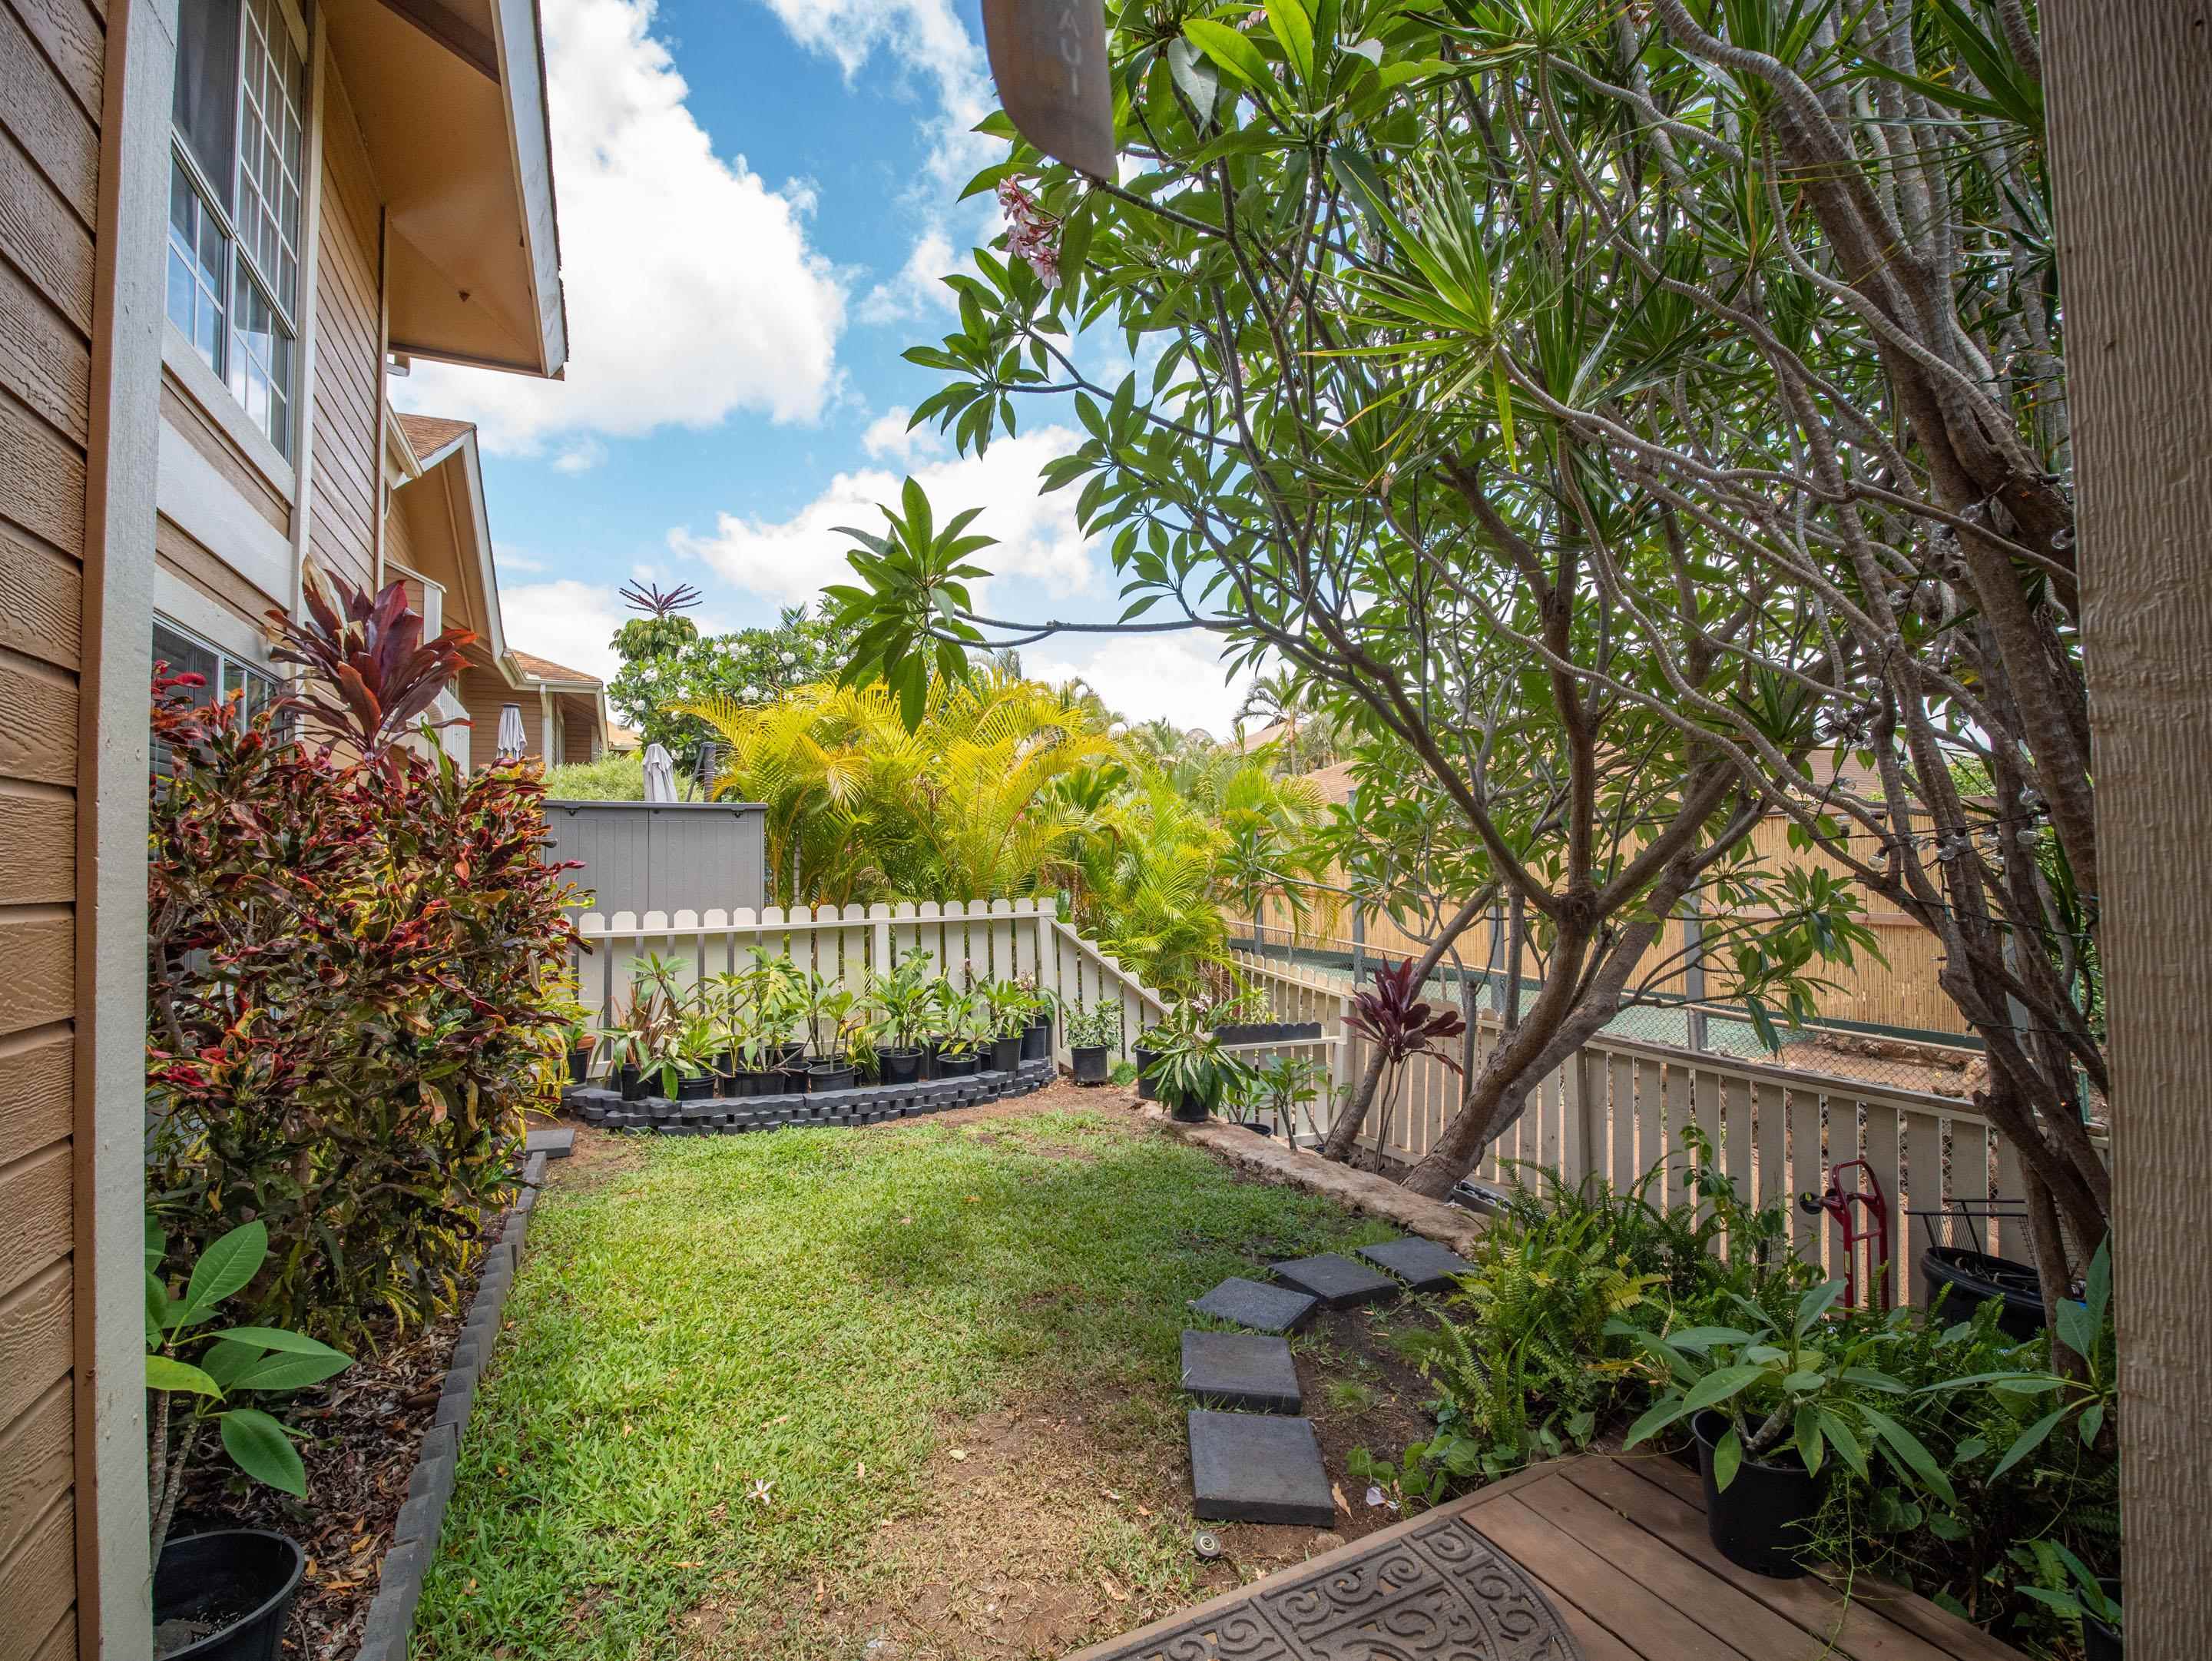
[168,1224,503,1661]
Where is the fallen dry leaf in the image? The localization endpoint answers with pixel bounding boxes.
[1098,1571,1129,1603]
[949,1448,969,1462]
[1101,1488,1124,1501]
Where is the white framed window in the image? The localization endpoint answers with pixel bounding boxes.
[153,615,280,777]
[167,0,306,459]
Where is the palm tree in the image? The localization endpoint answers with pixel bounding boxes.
[677,672,1114,905]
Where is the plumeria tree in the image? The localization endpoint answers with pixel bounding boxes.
[833,0,1882,1212]
[609,603,859,765]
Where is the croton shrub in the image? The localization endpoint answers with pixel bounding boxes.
[147,575,582,1342]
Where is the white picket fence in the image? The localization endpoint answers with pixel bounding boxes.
[570,897,1167,1066]
[1231,950,2034,1312]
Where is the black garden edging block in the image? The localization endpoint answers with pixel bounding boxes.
[562,1062,1055,1142]
[354,1205,534,1661]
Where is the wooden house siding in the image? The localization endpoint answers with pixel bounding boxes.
[155,512,284,635]
[158,373,288,536]
[306,63,380,602]
[0,0,102,1650]
[558,693,597,764]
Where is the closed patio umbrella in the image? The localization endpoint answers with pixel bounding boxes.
[495,703,526,761]
[641,742,678,802]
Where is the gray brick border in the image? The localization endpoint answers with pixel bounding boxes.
[353,1191,535,1661]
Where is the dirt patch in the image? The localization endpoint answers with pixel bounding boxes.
[677,1389,1205,1660]
[1291,1301,1447,1543]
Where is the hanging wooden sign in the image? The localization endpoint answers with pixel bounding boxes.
[979,0,1117,181]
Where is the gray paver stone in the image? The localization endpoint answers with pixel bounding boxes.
[1355,1236,1475,1295]
[1188,1275,1319,1334]
[1179,1329,1302,1414]
[1187,1410,1336,1527]
[1270,1252,1401,1308]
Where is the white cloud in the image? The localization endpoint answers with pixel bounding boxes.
[668,426,1098,608]
[551,437,608,475]
[397,0,847,456]
[496,548,549,574]
[1028,634,1253,741]
[753,0,996,192]
[856,227,965,325]
[859,405,945,462]
[493,579,628,682]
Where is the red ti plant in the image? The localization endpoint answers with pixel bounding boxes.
[1343,958,1467,1171]
[147,584,581,1343]
[266,571,476,758]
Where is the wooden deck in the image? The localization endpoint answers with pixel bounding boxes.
[1071,1452,2028,1661]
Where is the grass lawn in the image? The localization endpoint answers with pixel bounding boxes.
[415,1092,1438,1660]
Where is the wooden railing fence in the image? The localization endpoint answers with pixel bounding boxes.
[1231,950,2030,1312]
[569,898,1167,1068]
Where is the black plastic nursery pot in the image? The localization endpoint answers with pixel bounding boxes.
[567,1045,591,1083]
[808,1062,857,1092]
[1920,1246,2047,1339]
[153,1529,305,1661]
[677,1073,717,1102]
[2085,1580,2121,1661]
[1021,1017,1051,1062]
[989,1034,1023,1073]
[879,1047,923,1086]
[936,1052,981,1078]
[1070,1044,1110,1086]
[1132,1046,1159,1100]
[1692,1410,1822,1579]
[618,1064,648,1102]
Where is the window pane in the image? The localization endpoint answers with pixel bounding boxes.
[154,622,220,701]
[172,0,242,205]
[235,0,303,330]
[166,157,228,376]
[227,264,294,457]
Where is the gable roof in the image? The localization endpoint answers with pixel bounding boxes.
[396,413,477,464]
[513,650,602,688]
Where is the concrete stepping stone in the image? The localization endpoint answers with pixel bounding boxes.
[525,1126,575,1159]
[1187,1410,1336,1527]
[1355,1236,1475,1295]
[1269,1252,1400,1309]
[1189,1276,1319,1335]
[1180,1330,1303,1414]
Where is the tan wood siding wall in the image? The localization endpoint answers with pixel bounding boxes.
[558,693,597,764]
[305,65,379,602]
[382,479,416,578]
[155,513,283,636]
[457,662,539,763]
[158,373,287,534]
[0,0,101,1651]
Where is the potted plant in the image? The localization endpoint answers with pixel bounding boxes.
[1243,1054,1325,1139]
[1144,1003,1259,1124]
[147,1218,353,1661]
[673,1018,721,1101]
[1065,1000,1121,1085]
[561,1015,596,1083]
[1616,1282,1956,1578]
[932,992,991,1077]
[1132,1015,1173,1101]
[981,978,1032,1073]
[870,950,936,1086]
[2018,1543,2121,1661]
[806,987,866,1091]
[1018,973,1054,1061]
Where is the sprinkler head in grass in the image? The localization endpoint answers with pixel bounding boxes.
[1193,1529,1224,1562]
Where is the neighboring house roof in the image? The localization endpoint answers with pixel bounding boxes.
[606,724,642,752]
[513,650,602,688]
[396,413,476,464]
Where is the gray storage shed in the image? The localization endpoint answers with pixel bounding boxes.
[544,800,768,915]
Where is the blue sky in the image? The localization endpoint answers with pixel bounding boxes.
[394,0,1253,733]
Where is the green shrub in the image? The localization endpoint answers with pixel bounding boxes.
[147,579,581,1342]
[544,748,646,801]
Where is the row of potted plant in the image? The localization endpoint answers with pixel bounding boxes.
[575,950,1058,1099]
[1123,996,1333,1135]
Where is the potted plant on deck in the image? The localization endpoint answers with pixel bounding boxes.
[147,1218,353,1661]
[1065,1000,1121,1085]
[1616,1282,1956,1578]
